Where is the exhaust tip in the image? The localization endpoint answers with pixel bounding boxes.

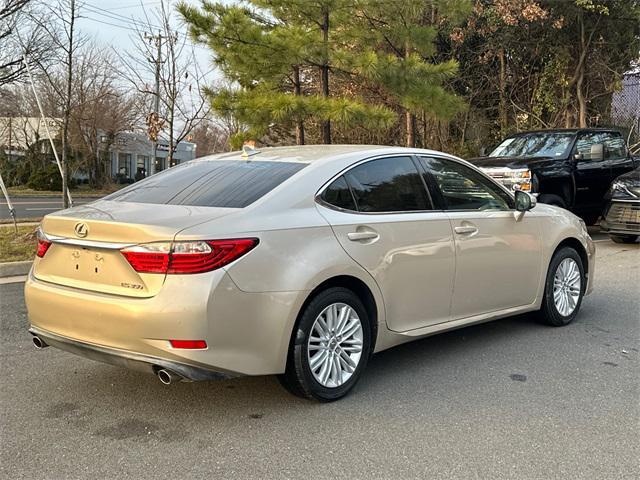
[157,368,180,385]
[32,336,47,349]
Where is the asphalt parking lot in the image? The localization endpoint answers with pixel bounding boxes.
[1,236,638,479]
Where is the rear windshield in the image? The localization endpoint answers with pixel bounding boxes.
[104,160,307,208]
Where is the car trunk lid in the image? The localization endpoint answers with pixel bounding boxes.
[34,200,236,297]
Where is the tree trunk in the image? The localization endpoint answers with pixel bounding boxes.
[422,110,428,148]
[575,18,588,128]
[293,65,305,145]
[320,7,331,144]
[576,69,587,128]
[404,40,415,147]
[498,47,507,136]
[405,111,415,147]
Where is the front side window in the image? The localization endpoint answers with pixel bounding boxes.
[343,156,431,212]
[574,132,624,161]
[419,157,512,211]
[602,134,627,160]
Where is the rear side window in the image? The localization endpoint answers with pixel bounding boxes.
[105,160,306,208]
[343,156,431,212]
[321,176,357,211]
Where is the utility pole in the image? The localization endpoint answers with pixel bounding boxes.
[144,31,166,176]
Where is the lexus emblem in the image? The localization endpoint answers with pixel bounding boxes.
[74,222,89,238]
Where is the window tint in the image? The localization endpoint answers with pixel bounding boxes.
[344,156,431,212]
[105,160,306,208]
[419,157,512,211]
[321,176,357,210]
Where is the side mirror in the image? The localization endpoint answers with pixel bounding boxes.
[515,190,536,212]
[590,143,604,161]
[479,147,488,156]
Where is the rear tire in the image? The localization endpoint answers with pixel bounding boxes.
[278,287,372,402]
[538,194,567,209]
[610,234,638,244]
[538,247,585,327]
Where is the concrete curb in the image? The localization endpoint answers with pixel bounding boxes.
[0,261,32,278]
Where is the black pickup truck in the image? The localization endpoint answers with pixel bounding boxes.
[469,128,638,224]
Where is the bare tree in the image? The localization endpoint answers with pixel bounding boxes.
[0,0,53,87]
[188,117,232,156]
[29,0,87,207]
[70,44,139,186]
[117,0,209,172]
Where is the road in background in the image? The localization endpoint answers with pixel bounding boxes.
[0,196,96,219]
[0,240,638,479]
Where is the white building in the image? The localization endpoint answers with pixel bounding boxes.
[0,117,196,182]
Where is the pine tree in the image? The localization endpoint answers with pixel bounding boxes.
[342,0,470,147]
[179,0,395,147]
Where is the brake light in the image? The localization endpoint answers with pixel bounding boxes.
[169,340,207,349]
[36,229,52,258]
[121,238,258,274]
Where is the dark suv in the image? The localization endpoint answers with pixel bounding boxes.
[469,129,638,224]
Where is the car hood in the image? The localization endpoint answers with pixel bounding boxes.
[468,156,557,169]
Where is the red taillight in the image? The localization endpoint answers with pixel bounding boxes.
[36,239,51,258]
[36,229,52,258]
[121,238,258,274]
[169,339,207,349]
[120,243,171,274]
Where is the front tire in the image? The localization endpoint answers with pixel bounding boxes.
[539,247,585,326]
[278,287,372,401]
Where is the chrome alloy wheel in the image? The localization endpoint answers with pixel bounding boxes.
[553,258,582,316]
[307,302,363,388]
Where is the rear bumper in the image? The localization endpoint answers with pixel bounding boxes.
[25,269,305,377]
[29,326,233,381]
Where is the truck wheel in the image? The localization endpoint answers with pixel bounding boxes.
[538,194,567,209]
[610,234,638,244]
[538,247,585,327]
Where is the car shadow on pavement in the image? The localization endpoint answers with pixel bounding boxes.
[65,311,544,411]
[22,300,616,447]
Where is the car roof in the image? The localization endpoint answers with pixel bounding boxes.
[194,144,454,165]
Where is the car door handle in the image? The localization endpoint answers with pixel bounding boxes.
[347,231,379,241]
[454,225,478,235]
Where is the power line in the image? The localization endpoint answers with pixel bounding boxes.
[79,6,211,52]
[96,1,162,11]
[83,3,164,31]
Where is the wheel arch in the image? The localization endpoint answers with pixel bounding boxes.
[537,178,573,206]
[294,275,379,356]
[550,237,589,277]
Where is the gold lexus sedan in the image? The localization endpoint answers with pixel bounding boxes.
[26,145,595,401]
